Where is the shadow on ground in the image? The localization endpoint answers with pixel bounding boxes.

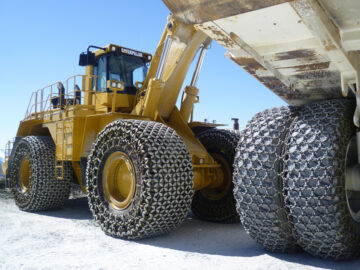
[40,197,93,220]
[3,190,360,269]
[142,213,263,257]
[142,216,360,269]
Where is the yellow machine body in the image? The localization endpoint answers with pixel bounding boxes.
[6,17,224,192]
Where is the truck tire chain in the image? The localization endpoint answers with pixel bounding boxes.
[283,99,360,260]
[86,119,194,239]
[233,107,299,252]
[10,136,72,211]
[192,129,240,223]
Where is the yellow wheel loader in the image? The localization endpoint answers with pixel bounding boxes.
[2,17,239,240]
[3,0,360,262]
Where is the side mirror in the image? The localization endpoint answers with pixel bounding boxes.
[79,51,96,66]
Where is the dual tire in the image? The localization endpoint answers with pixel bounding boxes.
[234,99,360,260]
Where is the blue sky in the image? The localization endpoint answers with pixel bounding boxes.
[0,0,286,152]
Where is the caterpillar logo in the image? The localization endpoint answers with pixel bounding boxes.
[121,48,143,58]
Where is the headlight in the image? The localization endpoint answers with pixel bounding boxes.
[107,80,124,91]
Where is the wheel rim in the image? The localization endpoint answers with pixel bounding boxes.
[19,156,31,193]
[102,151,136,210]
[345,136,360,223]
[201,153,231,200]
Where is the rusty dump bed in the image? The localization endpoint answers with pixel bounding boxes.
[163,0,360,105]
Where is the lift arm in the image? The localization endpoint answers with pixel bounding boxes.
[132,15,219,190]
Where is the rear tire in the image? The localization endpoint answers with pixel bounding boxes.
[192,129,240,223]
[86,119,194,239]
[233,107,299,252]
[284,99,360,260]
[10,136,72,211]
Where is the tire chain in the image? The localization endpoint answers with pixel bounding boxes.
[86,119,194,239]
[233,106,299,252]
[283,99,360,260]
[10,136,72,211]
[192,129,240,223]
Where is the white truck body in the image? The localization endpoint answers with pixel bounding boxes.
[163,0,360,106]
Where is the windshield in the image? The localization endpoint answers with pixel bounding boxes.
[93,53,148,94]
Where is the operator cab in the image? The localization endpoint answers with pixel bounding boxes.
[79,44,152,112]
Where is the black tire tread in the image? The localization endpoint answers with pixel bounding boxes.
[86,119,194,239]
[192,129,240,223]
[284,99,360,260]
[233,106,299,252]
[10,136,72,211]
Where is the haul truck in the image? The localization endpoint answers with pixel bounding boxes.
[2,0,360,261]
[162,0,360,261]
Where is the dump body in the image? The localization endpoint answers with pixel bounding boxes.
[163,0,360,105]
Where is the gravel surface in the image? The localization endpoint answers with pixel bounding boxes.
[1,190,360,270]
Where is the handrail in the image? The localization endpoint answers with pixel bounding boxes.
[24,75,106,121]
[4,139,14,163]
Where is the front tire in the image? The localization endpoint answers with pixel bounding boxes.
[86,120,194,239]
[10,136,72,211]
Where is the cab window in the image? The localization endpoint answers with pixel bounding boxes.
[93,53,148,94]
[93,56,107,91]
[108,54,147,94]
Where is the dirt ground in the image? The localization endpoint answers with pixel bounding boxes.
[1,190,360,270]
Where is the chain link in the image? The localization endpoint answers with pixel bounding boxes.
[282,99,360,260]
[10,136,72,211]
[192,128,240,223]
[233,106,299,252]
[86,119,194,239]
[234,99,360,260]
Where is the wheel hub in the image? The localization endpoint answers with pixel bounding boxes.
[345,136,360,223]
[19,156,31,193]
[102,151,136,210]
[201,153,231,201]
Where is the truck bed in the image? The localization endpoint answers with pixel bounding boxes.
[163,0,360,105]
